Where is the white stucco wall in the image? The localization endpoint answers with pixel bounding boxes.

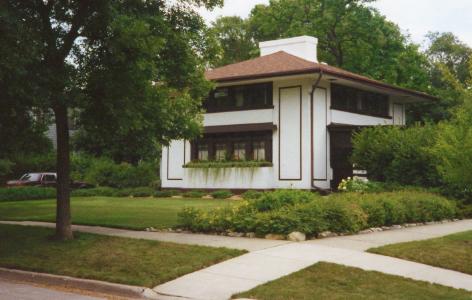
[160,77,406,190]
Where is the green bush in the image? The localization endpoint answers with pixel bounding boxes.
[241,190,263,200]
[83,158,157,189]
[70,187,117,197]
[0,187,56,201]
[251,190,316,212]
[320,198,367,233]
[352,125,440,187]
[211,190,233,199]
[129,187,155,197]
[177,190,458,237]
[183,190,206,198]
[154,190,173,198]
[0,159,14,179]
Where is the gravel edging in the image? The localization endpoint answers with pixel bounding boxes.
[0,267,161,299]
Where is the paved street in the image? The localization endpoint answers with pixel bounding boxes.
[0,279,105,300]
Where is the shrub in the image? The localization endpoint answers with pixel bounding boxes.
[154,190,173,198]
[0,159,14,179]
[71,187,117,197]
[83,158,158,188]
[0,187,56,201]
[352,125,440,187]
[338,178,385,193]
[211,190,233,199]
[320,198,368,233]
[129,187,155,197]
[176,190,457,237]
[241,190,263,200]
[183,190,206,198]
[251,190,316,212]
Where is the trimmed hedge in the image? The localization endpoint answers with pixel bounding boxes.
[0,187,56,202]
[178,190,458,237]
[211,190,233,199]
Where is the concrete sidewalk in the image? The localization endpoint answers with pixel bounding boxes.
[0,221,288,251]
[2,219,472,300]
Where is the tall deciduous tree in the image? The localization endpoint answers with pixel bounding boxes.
[209,16,257,67]
[247,0,429,90]
[0,0,221,240]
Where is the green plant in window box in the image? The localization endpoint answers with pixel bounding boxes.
[183,160,273,169]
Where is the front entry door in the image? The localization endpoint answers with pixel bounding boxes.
[330,130,354,189]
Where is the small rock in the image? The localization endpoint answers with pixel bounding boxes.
[228,232,245,237]
[425,221,436,225]
[265,234,286,240]
[176,228,183,233]
[359,229,373,234]
[381,226,391,231]
[370,227,383,232]
[404,223,417,227]
[145,228,151,232]
[287,232,306,242]
[149,227,157,232]
[245,232,256,238]
[453,219,460,222]
[391,225,402,229]
[318,231,338,238]
[441,220,450,224]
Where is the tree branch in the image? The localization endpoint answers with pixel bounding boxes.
[59,0,90,59]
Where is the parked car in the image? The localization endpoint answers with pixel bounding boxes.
[6,172,92,189]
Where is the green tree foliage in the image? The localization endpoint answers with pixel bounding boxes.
[351,125,440,187]
[210,0,429,91]
[0,0,221,239]
[409,32,472,122]
[210,16,258,67]
[431,62,472,200]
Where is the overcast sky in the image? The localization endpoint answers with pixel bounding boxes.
[198,0,472,47]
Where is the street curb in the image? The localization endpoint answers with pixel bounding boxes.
[0,267,161,299]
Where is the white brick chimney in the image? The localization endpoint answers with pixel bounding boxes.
[259,36,318,63]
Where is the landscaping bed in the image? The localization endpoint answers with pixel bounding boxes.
[0,224,245,287]
[0,197,233,230]
[233,262,471,300]
[178,190,459,239]
[368,230,472,275]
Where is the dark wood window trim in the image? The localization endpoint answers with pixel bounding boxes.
[331,108,393,119]
[331,84,391,118]
[204,82,273,113]
[190,131,273,163]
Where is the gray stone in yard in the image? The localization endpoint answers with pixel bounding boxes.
[370,227,383,232]
[265,234,286,240]
[228,232,245,238]
[359,229,373,234]
[318,231,338,238]
[245,232,256,238]
[391,225,403,229]
[287,232,306,242]
[381,226,391,231]
[404,223,417,227]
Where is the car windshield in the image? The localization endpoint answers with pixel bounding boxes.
[19,173,41,182]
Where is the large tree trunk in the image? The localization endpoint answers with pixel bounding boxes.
[54,105,73,240]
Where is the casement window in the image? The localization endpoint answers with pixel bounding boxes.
[204,82,273,113]
[191,131,272,162]
[331,84,390,118]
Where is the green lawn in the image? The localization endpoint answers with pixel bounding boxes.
[0,224,244,287]
[234,262,471,300]
[0,197,233,230]
[368,230,472,275]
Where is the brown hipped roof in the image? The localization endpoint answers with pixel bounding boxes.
[205,51,436,101]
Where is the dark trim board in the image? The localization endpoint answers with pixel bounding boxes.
[312,87,328,181]
[204,123,277,134]
[278,85,303,181]
[166,141,186,181]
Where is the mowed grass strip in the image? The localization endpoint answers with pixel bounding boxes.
[234,262,471,300]
[0,197,233,230]
[368,230,472,275]
[0,224,245,287]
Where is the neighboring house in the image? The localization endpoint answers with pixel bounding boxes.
[45,111,78,149]
[161,36,434,191]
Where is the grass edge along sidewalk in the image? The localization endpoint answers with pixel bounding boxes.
[0,224,245,288]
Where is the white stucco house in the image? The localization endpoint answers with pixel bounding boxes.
[161,36,434,191]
